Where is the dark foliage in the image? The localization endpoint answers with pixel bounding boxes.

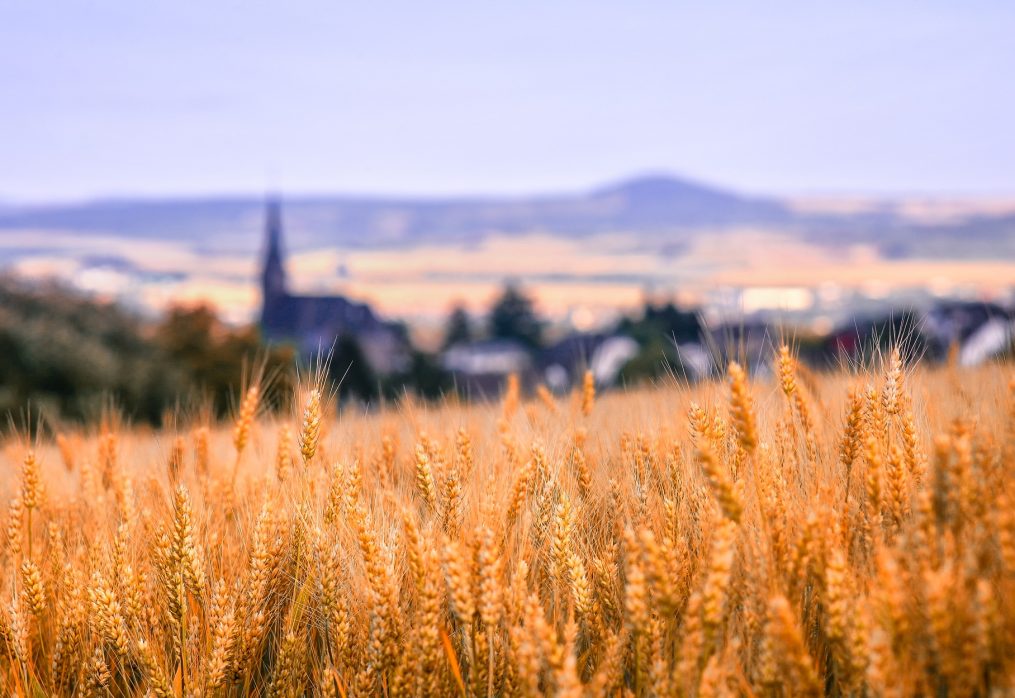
[616,301,703,383]
[488,283,543,348]
[442,305,473,349]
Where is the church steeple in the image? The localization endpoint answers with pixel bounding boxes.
[261,197,287,304]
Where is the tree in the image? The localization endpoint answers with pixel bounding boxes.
[618,336,684,385]
[618,301,701,345]
[488,283,543,348]
[442,304,473,349]
[154,304,294,416]
[613,300,704,387]
[331,334,379,402]
[389,350,452,401]
[0,279,183,426]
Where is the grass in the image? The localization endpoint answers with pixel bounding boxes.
[0,347,1013,696]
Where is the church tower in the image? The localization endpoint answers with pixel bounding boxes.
[261,197,287,304]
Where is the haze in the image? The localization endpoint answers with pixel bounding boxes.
[3,1,1015,202]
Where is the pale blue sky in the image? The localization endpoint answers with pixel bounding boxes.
[2,1,1013,201]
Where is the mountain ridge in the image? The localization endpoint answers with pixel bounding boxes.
[0,173,1011,260]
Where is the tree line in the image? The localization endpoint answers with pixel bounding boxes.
[0,276,709,427]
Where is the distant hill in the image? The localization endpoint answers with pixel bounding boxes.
[0,174,1013,259]
[589,175,790,227]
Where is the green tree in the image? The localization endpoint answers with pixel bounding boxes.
[618,301,700,345]
[488,283,543,348]
[154,304,294,416]
[387,350,452,401]
[618,336,685,385]
[0,278,183,426]
[442,304,473,348]
[614,300,703,386]
[331,334,379,402]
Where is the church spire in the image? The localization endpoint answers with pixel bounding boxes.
[261,197,287,304]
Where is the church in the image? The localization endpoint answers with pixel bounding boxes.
[259,200,408,373]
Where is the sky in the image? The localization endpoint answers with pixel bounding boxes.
[2,1,1014,202]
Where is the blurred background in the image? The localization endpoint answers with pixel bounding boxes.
[1,1,1013,424]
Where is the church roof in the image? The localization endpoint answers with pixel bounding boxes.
[262,292,383,339]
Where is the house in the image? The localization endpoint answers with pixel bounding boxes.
[441,339,532,397]
[702,320,774,374]
[921,300,1014,365]
[539,333,639,391]
[821,301,1013,368]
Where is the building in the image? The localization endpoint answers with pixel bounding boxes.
[441,332,641,398]
[441,338,532,397]
[259,199,408,373]
[921,300,1014,365]
[539,332,639,391]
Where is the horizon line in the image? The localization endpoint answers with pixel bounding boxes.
[3,171,1015,208]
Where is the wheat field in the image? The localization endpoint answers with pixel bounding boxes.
[1,348,1014,696]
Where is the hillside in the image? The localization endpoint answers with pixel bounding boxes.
[2,174,1011,259]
